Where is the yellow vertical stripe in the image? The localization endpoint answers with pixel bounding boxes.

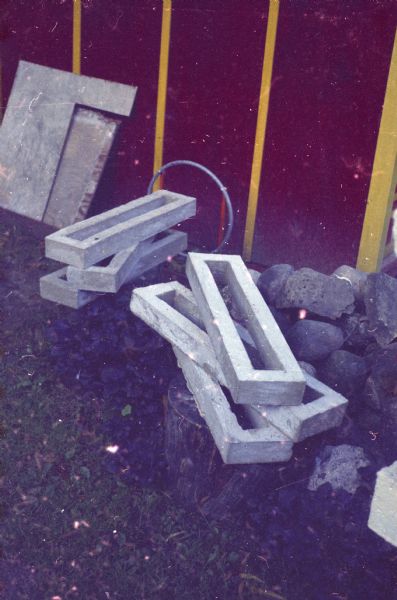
[356,29,397,272]
[243,0,279,262]
[153,0,172,191]
[73,0,81,75]
[0,53,3,124]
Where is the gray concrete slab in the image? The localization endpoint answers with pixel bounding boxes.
[173,347,293,464]
[45,190,196,268]
[43,108,120,229]
[67,230,187,293]
[246,372,348,442]
[40,267,100,309]
[185,253,305,406]
[368,461,397,547]
[0,61,136,222]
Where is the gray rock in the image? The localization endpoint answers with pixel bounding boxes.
[298,361,317,377]
[257,264,294,305]
[317,349,368,398]
[308,444,370,494]
[333,265,368,302]
[340,313,375,353]
[276,267,355,319]
[286,319,344,362]
[248,268,262,285]
[363,273,397,345]
[363,343,397,411]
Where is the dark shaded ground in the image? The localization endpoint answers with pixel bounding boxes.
[0,221,397,600]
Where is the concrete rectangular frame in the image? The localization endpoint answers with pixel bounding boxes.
[186,253,305,406]
[40,268,100,309]
[173,347,293,464]
[66,229,187,293]
[246,372,348,442]
[130,281,227,386]
[45,190,196,268]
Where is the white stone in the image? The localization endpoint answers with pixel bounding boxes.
[368,461,397,547]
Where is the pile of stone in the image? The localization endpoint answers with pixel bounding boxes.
[40,190,196,308]
[255,263,397,448]
[130,253,349,464]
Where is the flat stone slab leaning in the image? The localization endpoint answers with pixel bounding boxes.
[185,253,305,406]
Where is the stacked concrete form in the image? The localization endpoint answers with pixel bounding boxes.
[130,253,348,464]
[368,461,397,547]
[40,190,196,308]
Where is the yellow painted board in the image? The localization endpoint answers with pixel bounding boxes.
[73,0,81,75]
[356,29,397,272]
[243,0,279,262]
[153,0,172,191]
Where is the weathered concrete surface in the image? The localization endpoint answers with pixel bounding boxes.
[186,253,305,406]
[0,61,136,222]
[363,272,397,345]
[40,268,99,309]
[275,267,355,319]
[45,190,196,268]
[173,347,293,464]
[246,372,348,442]
[368,461,397,547]
[67,230,187,293]
[130,281,227,386]
[43,108,120,229]
[308,445,370,494]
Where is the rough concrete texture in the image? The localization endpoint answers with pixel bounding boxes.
[173,347,293,465]
[275,267,355,319]
[45,190,196,269]
[130,282,227,386]
[368,461,397,547]
[186,253,305,406]
[43,108,120,229]
[256,264,294,305]
[363,272,397,345]
[286,319,344,362]
[40,268,99,309]
[308,445,370,494]
[0,61,136,222]
[246,372,348,442]
[67,230,187,293]
[333,265,368,302]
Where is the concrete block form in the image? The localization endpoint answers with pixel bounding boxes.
[45,190,196,269]
[173,347,293,465]
[40,268,100,309]
[66,229,187,293]
[245,372,348,443]
[368,461,397,547]
[130,281,227,386]
[185,253,305,406]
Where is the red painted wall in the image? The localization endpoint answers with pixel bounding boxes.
[1,1,396,270]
